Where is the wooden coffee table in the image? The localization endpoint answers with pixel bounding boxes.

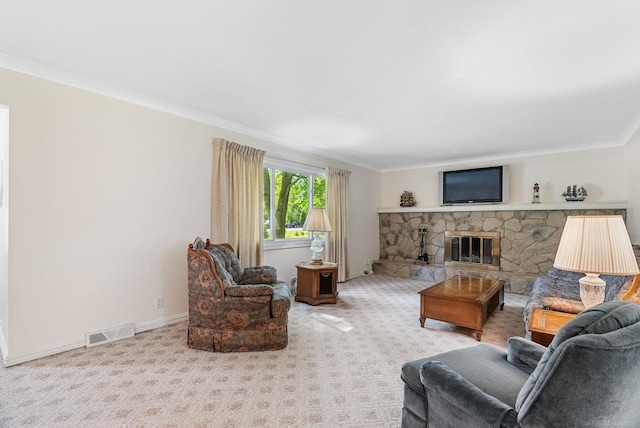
[419,275,505,341]
[528,308,575,346]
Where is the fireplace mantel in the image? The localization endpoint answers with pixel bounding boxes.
[377,201,627,214]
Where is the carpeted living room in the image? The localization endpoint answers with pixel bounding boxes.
[2,2,640,428]
[1,274,528,427]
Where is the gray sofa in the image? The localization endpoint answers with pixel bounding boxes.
[401,300,640,427]
[522,267,632,333]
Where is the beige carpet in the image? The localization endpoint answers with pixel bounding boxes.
[0,274,527,427]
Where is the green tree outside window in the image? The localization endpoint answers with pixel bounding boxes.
[264,166,326,241]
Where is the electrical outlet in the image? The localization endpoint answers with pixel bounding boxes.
[155,297,164,309]
[365,259,371,266]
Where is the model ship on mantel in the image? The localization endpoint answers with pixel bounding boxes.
[562,185,587,202]
[400,191,416,207]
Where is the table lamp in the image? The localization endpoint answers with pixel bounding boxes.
[303,207,332,265]
[553,215,639,308]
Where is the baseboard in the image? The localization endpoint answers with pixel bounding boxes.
[135,313,188,334]
[2,336,85,367]
[347,269,374,280]
[348,272,365,280]
[2,312,188,367]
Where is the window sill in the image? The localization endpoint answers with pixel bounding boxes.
[264,239,311,251]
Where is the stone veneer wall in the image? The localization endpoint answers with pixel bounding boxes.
[374,208,627,293]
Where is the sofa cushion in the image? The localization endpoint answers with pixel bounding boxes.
[239,266,278,285]
[545,267,584,283]
[401,344,529,409]
[603,274,635,301]
[546,268,632,300]
[207,244,244,282]
[208,251,236,289]
[225,284,274,298]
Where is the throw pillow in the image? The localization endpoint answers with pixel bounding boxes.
[542,297,585,314]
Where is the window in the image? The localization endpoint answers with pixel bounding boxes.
[263,159,326,248]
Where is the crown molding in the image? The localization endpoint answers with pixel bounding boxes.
[0,54,342,162]
[618,107,640,145]
[2,53,637,174]
[378,140,624,173]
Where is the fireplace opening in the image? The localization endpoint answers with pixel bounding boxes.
[445,231,500,270]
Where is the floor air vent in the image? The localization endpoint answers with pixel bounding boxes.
[85,323,135,347]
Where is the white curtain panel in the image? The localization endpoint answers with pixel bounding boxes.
[211,138,265,266]
[327,167,351,282]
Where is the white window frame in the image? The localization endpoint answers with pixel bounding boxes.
[263,157,326,250]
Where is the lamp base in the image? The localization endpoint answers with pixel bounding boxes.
[579,273,606,309]
[309,237,325,266]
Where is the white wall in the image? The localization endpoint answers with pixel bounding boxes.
[0,106,9,360]
[346,164,382,275]
[0,68,381,365]
[381,148,628,207]
[625,128,640,243]
[2,68,212,364]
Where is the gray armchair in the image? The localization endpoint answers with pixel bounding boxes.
[401,300,640,427]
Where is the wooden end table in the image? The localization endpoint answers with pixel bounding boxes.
[528,308,575,346]
[419,275,505,341]
[295,262,338,305]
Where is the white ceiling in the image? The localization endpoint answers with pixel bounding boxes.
[2,1,640,171]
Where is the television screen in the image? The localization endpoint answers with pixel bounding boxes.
[440,166,508,204]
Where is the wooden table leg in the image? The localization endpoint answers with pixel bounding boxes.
[420,317,425,328]
[474,330,483,341]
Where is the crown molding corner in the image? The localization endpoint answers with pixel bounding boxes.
[618,108,640,145]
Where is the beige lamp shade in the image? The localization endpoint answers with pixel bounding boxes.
[302,208,332,265]
[553,215,639,275]
[303,208,332,232]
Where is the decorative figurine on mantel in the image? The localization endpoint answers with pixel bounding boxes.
[562,185,587,202]
[532,183,541,204]
[400,191,416,207]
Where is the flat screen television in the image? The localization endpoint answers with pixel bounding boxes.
[439,165,509,205]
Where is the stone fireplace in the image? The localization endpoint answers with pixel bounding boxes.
[445,231,500,270]
[374,205,628,293]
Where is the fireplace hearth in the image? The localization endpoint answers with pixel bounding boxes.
[445,231,500,270]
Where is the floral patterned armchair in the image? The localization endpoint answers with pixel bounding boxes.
[187,237,291,352]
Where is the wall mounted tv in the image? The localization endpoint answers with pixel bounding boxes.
[439,165,510,205]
